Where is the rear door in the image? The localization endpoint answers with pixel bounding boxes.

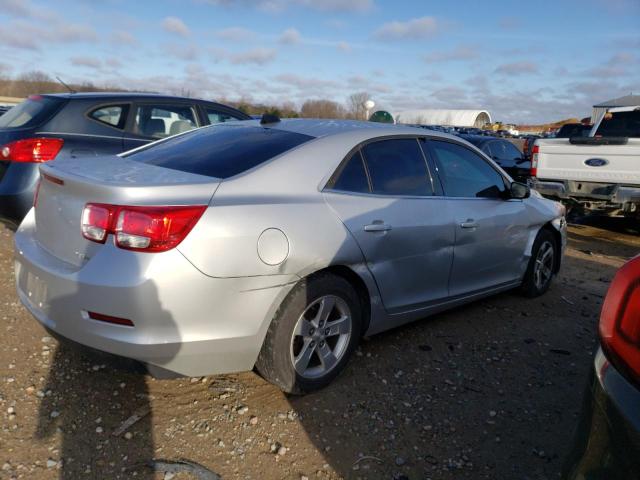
[123,102,200,151]
[324,137,454,313]
[425,138,529,296]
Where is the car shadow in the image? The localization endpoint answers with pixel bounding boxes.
[31,256,180,479]
[284,250,622,479]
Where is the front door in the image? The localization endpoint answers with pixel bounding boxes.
[425,138,529,297]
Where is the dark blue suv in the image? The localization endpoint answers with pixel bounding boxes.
[0,92,250,227]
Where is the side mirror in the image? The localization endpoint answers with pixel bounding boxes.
[510,181,530,199]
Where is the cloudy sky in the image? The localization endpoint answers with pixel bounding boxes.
[0,0,638,123]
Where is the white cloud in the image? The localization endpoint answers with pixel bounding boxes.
[199,0,374,13]
[216,27,256,42]
[70,56,101,69]
[337,41,351,53]
[162,16,190,37]
[229,47,277,65]
[424,45,477,63]
[110,30,137,46]
[374,16,439,40]
[279,27,301,44]
[1,19,97,50]
[494,61,539,76]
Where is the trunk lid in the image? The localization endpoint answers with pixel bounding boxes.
[535,138,640,184]
[34,155,219,267]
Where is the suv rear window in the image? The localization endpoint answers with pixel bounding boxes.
[125,125,314,179]
[0,96,65,129]
[595,110,640,138]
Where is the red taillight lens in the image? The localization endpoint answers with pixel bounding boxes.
[530,145,539,177]
[0,138,64,163]
[81,203,206,252]
[600,256,640,383]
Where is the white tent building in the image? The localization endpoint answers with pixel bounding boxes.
[393,109,492,128]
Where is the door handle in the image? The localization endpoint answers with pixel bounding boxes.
[364,223,392,232]
[460,219,479,229]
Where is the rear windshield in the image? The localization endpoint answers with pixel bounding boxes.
[125,125,315,179]
[595,110,640,138]
[0,96,65,129]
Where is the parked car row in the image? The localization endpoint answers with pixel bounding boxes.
[0,93,250,227]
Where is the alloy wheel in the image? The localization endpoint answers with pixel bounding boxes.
[290,295,352,379]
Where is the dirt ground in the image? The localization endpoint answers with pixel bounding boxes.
[1,220,638,480]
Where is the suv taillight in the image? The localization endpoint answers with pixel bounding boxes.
[0,138,64,163]
[600,256,640,383]
[530,145,539,177]
[81,203,206,252]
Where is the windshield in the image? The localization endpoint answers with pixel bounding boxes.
[0,96,66,129]
[125,124,315,179]
[595,109,640,138]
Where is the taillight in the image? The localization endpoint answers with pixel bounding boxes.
[81,203,206,252]
[600,256,640,383]
[0,138,64,163]
[530,145,539,177]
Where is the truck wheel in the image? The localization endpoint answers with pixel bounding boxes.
[255,272,361,395]
[521,229,558,297]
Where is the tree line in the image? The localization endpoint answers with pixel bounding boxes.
[0,70,373,120]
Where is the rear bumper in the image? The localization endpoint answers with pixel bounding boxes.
[532,179,640,215]
[562,348,640,479]
[14,210,298,377]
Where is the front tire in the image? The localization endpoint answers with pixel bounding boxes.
[255,272,361,395]
[521,229,558,297]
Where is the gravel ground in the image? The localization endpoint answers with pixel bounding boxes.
[1,220,638,480]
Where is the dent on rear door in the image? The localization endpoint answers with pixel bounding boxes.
[325,192,455,313]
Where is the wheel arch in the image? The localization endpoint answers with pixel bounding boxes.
[304,264,374,337]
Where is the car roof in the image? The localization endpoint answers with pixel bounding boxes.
[457,134,495,145]
[220,118,460,141]
[41,92,225,104]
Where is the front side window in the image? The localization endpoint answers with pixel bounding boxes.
[89,105,128,129]
[429,140,506,198]
[361,138,432,196]
[487,140,522,167]
[133,104,197,139]
[205,107,243,124]
[331,150,370,194]
[125,125,314,179]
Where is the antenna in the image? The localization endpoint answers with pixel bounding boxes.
[56,76,76,94]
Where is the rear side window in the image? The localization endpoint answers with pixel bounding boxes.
[125,125,314,179]
[429,140,506,198]
[332,151,370,194]
[361,138,432,196]
[89,105,128,129]
[0,96,65,129]
[205,107,244,124]
[595,110,640,138]
[133,104,198,139]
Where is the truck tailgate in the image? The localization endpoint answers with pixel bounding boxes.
[536,138,640,184]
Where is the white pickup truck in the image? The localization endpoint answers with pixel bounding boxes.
[531,106,640,218]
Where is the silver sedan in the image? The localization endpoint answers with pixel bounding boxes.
[14,119,566,393]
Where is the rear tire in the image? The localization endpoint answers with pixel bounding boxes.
[255,272,361,395]
[521,229,558,297]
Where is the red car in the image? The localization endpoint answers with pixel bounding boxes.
[564,255,640,479]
